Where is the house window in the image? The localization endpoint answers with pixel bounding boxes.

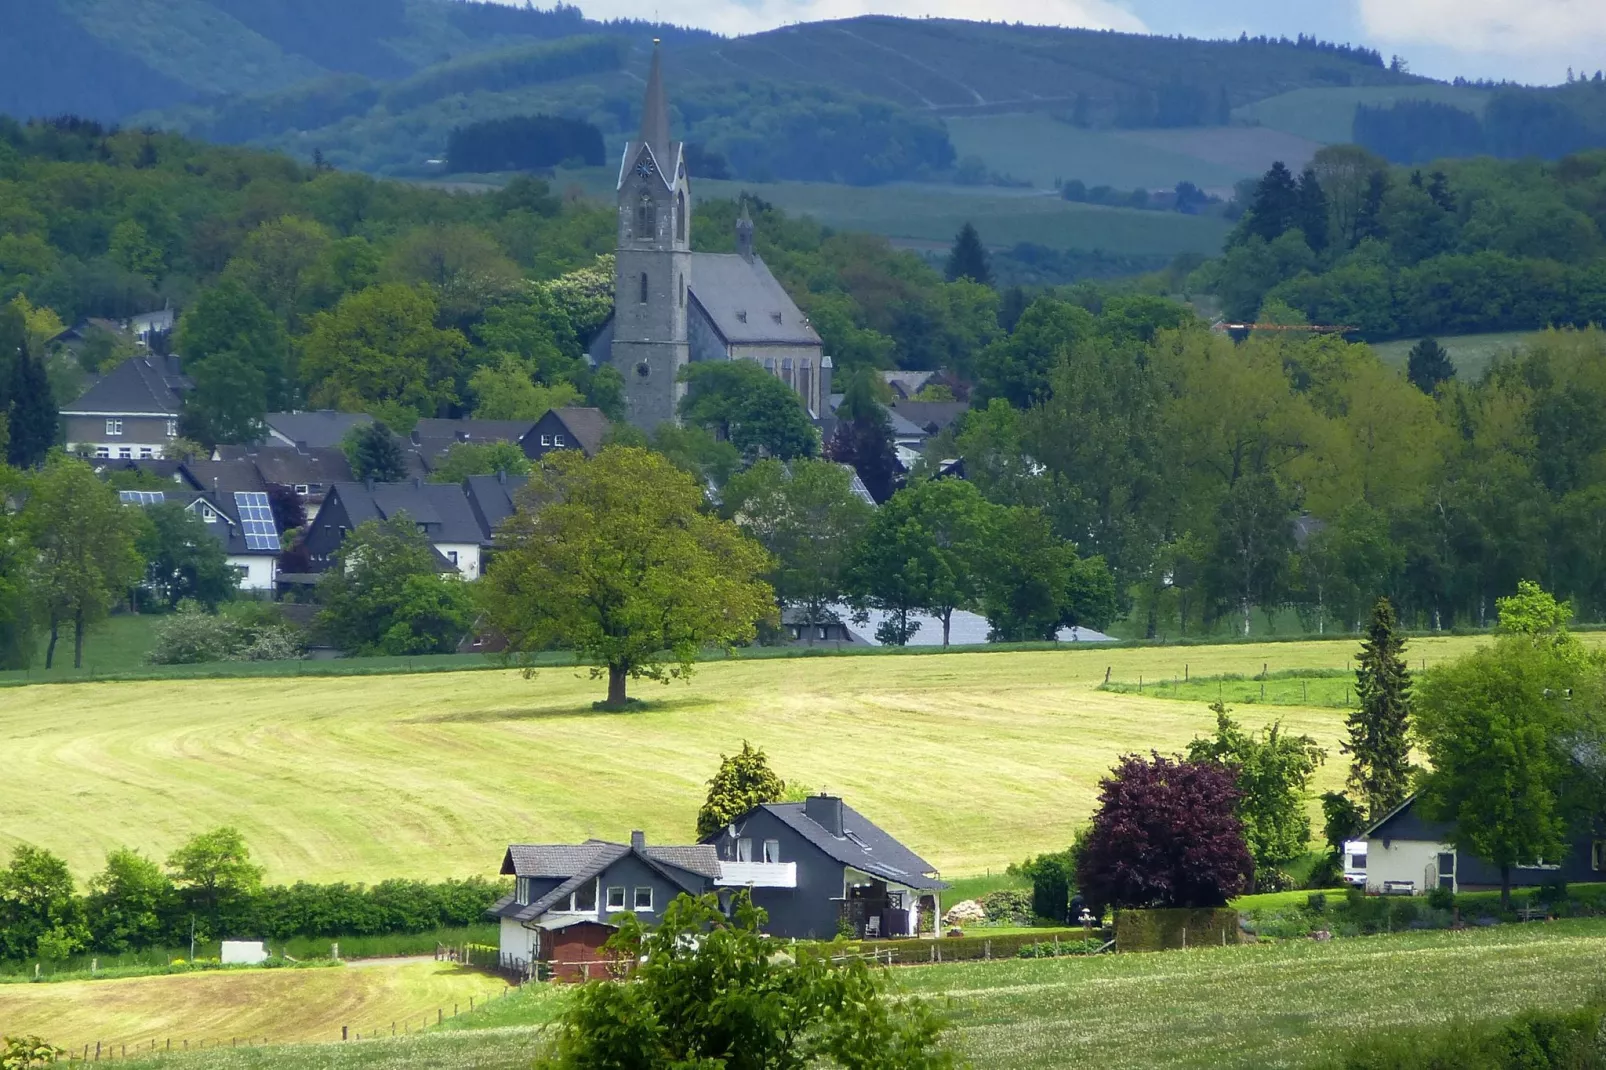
[201,507,217,522]
[94,447,110,459]
[231,565,248,583]
[166,418,178,438]
[737,837,753,862]
[633,886,653,911]
[762,839,780,863]
[572,882,597,911]
[817,626,828,640]
[606,886,626,910]
[106,419,123,436]
[540,434,552,447]
[139,448,153,459]
[1436,851,1456,890]
[639,271,649,304]
[294,484,309,496]
[446,550,459,565]
[516,877,531,906]
[118,447,132,459]
[554,434,565,447]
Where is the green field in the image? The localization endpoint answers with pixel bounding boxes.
[1104,670,1359,708]
[90,920,1606,1069]
[0,634,1546,886]
[1371,330,1533,381]
[1236,84,1491,145]
[947,113,1322,193]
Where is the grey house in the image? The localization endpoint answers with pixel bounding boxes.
[490,833,720,980]
[264,411,372,450]
[703,795,946,941]
[1364,795,1603,895]
[62,355,189,459]
[525,407,609,459]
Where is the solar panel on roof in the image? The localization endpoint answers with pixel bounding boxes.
[118,490,166,506]
[233,491,281,552]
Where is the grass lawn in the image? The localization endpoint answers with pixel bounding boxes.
[1370,330,1533,381]
[0,960,506,1051]
[0,634,1542,887]
[1103,670,1359,708]
[1235,84,1491,144]
[101,919,1606,1069]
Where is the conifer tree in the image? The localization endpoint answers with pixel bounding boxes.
[1245,161,1301,243]
[5,339,56,469]
[343,421,407,484]
[1406,337,1456,395]
[695,741,787,840]
[1296,166,1329,251]
[1345,597,1413,821]
[945,222,992,286]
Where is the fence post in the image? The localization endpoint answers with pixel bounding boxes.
[342,1026,348,1041]
[984,940,991,960]
[1181,928,1187,950]
[95,1041,101,1060]
[438,1008,443,1025]
[470,996,474,1012]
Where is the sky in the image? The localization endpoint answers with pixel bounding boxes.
[526,0,1606,85]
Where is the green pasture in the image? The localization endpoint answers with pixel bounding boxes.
[1235,84,1491,145]
[98,919,1606,1069]
[1103,669,1359,708]
[4,633,1567,887]
[947,113,1322,192]
[1370,330,1533,381]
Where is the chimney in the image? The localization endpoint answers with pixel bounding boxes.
[295,440,308,451]
[630,830,646,850]
[735,198,755,263]
[805,794,844,837]
[497,469,507,485]
[412,476,422,489]
[364,476,375,491]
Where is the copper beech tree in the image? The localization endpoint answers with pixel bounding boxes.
[480,446,775,707]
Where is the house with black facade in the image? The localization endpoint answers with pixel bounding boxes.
[703,795,945,941]
[525,407,609,460]
[490,832,720,980]
[1363,794,1603,895]
[303,480,489,579]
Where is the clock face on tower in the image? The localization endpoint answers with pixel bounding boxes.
[635,160,656,178]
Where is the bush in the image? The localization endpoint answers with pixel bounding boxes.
[1306,893,1328,913]
[977,889,1034,925]
[230,626,303,662]
[1330,998,1606,1069]
[1427,886,1456,911]
[147,603,242,664]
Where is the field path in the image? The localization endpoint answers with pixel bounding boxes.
[0,961,504,1050]
[0,638,1518,883]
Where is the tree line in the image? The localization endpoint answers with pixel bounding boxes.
[1355,81,1606,165]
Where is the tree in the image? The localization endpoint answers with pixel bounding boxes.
[978,505,1074,642]
[175,279,288,444]
[23,455,145,669]
[1206,472,1295,636]
[0,844,82,962]
[679,361,817,463]
[427,440,531,484]
[315,515,475,656]
[0,464,34,670]
[537,892,953,1070]
[86,848,176,953]
[1242,161,1302,244]
[1187,703,1326,886]
[849,479,992,648]
[944,222,992,286]
[300,283,467,417]
[1295,166,1330,251]
[165,827,263,933]
[695,741,787,840]
[1310,145,1387,249]
[1406,337,1456,395]
[342,421,408,484]
[1414,633,1588,908]
[1345,597,1413,821]
[1076,753,1253,912]
[5,339,55,468]
[480,447,775,706]
[1496,578,1573,639]
[823,369,900,505]
[182,351,268,447]
[468,356,583,421]
[721,458,873,637]
[136,502,234,610]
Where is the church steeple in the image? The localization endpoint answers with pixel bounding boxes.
[639,39,670,167]
[735,198,754,262]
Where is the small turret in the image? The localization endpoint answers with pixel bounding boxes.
[735,199,754,263]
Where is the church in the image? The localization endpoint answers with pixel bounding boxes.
[587,44,830,430]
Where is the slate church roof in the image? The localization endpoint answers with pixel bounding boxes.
[688,254,821,347]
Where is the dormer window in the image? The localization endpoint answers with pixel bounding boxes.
[736,310,747,323]
[771,311,783,324]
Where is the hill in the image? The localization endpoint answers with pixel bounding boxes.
[0,635,1541,886]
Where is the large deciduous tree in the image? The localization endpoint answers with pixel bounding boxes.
[480,447,775,707]
[23,455,145,669]
[696,741,787,841]
[538,893,954,1070]
[1187,703,1326,887]
[137,502,234,611]
[165,827,263,936]
[1345,597,1413,820]
[300,283,467,418]
[721,458,873,638]
[314,515,476,656]
[175,278,288,445]
[1076,753,1253,912]
[0,844,83,962]
[680,360,818,462]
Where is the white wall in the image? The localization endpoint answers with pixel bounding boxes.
[227,555,278,592]
[76,441,171,460]
[499,917,536,963]
[435,542,481,580]
[1366,837,1453,895]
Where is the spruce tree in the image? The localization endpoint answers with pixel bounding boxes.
[1345,597,1413,821]
[344,421,407,484]
[6,340,57,469]
[1296,166,1329,251]
[945,222,992,286]
[1246,161,1300,242]
[1353,170,1388,245]
[695,741,787,840]
[1406,337,1456,395]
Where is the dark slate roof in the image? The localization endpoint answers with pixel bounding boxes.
[181,489,280,558]
[249,447,353,488]
[1363,795,1450,843]
[463,474,529,541]
[889,401,968,436]
[688,253,821,346]
[63,356,189,416]
[759,801,945,889]
[494,838,719,922]
[264,411,371,450]
[326,481,489,545]
[179,459,268,497]
[549,408,610,456]
[411,418,537,461]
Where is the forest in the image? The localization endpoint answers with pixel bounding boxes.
[1355,79,1606,164]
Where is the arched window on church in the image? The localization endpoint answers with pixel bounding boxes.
[676,191,686,242]
[679,274,685,308]
[639,271,648,304]
[636,194,656,238]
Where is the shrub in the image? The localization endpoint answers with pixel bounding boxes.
[230,625,303,662]
[1306,893,1327,913]
[977,889,1034,925]
[1427,886,1456,911]
[147,603,242,664]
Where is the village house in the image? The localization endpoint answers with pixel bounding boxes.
[61,355,189,460]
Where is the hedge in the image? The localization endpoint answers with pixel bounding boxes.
[846,928,1101,964]
[1114,908,1241,952]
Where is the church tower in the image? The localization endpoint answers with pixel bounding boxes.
[612,41,691,429]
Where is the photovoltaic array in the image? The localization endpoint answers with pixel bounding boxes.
[233,491,280,551]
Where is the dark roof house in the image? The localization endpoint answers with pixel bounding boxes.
[525,407,609,459]
[64,355,189,418]
[264,411,372,450]
[304,479,501,579]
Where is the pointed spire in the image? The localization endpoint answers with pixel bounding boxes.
[638,39,670,166]
[735,197,755,262]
